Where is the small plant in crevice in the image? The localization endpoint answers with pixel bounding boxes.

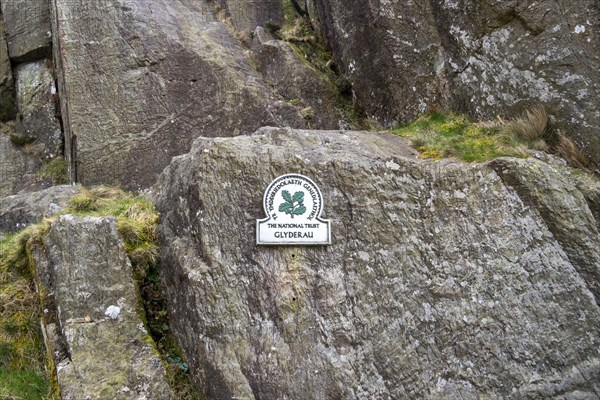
[38,157,69,185]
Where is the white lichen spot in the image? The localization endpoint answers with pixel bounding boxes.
[138,323,147,334]
[453,190,466,199]
[105,305,121,320]
[348,61,356,73]
[385,160,400,171]
[358,251,370,262]
[574,25,586,34]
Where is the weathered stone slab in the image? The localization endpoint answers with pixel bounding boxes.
[1,0,52,62]
[42,216,171,399]
[0,185,79,233]
[50,0,321,189]
[15,60,62,158]
[151,127,600,398]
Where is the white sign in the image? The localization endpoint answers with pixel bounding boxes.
[257,174,331,245]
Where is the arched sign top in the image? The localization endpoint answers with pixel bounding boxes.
[257,174,331,245]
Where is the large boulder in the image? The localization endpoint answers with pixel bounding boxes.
[314,0,600,164]
[38,216,172,399]
[152,127,600,399]
[0,0,52,62]
[49,0,343,190]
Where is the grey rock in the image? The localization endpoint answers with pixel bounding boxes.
[41,215,171,400]
[0,0,52,62]
[251,27,345,129]
[50,0,333,189]
[315,0,600,164]
[0,17,16,121]
[0,184,79,233]
[15,60,62,158]
[0,133,48,198]
[216,0,283,32]
[574,172,600,231]
[490,157,600,303]
[151,127,600,399]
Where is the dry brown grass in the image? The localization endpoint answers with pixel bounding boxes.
[555,136,596,171]
[501,106,553,143]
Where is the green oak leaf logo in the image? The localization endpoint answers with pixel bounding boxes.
[278,190,306,218]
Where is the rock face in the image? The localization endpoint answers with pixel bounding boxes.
[216,0,284,32]
[314,0,600,164]
[15,60,62,158]
[39,216,171,399]
[251,27,345,130]
[152,127,600,399]
[0,185,79,233]
[50,0,343,189]
[0,0,52,62]
[0,18,16,121]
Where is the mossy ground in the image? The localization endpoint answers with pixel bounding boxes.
[0,187,200,399]
[390,110,554,162]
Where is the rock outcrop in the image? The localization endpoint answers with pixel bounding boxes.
[151,127,600,399]
[36,216,171,399]
[50,0,345,189]
[314,0,600,164]
[0,184,79,233]
[251,27,346,130]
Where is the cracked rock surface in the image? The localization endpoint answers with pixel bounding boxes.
[151,127,600,399]
[50,0,342,189]
[315,0,600,163]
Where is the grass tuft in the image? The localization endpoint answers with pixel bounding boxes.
[391,107,595,169]
[37,157,69,185]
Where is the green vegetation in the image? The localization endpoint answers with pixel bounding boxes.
[390,107,592,167]
[0,187,200,399]
[0,224,53,399]
[277,0,370,128]
[38,157,69,184]
[9,133,37,147]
